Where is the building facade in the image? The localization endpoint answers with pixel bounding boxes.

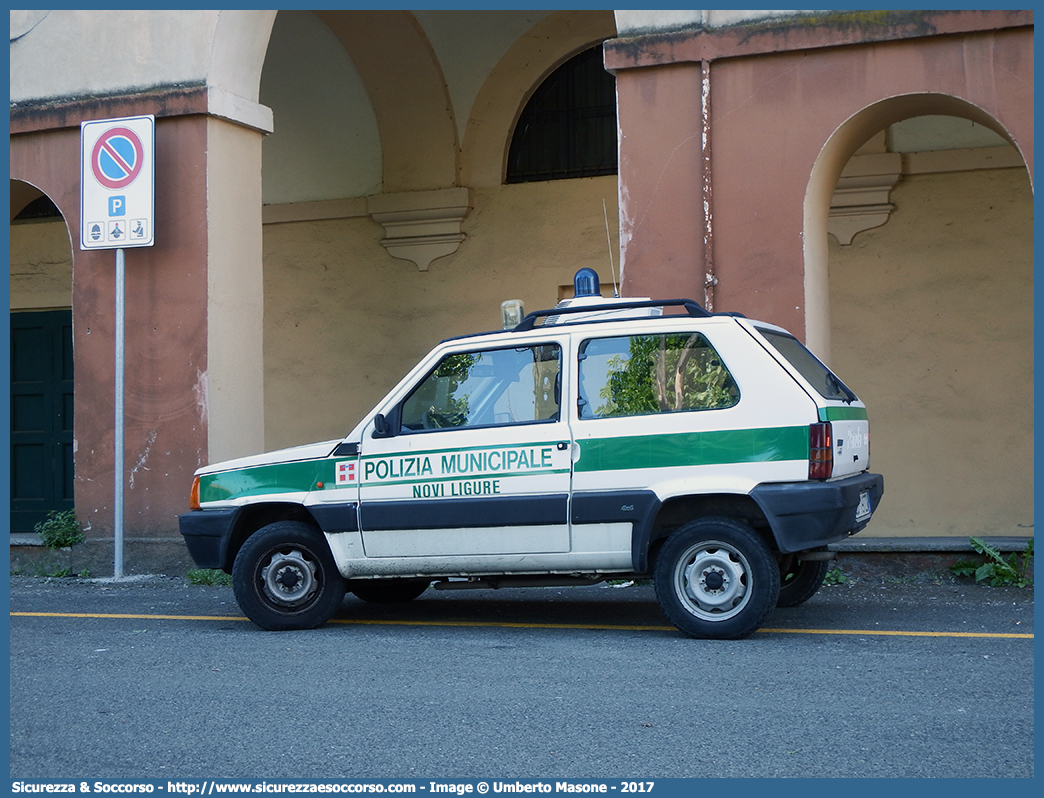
[607,9,1033,543]
[9,10,1033,572]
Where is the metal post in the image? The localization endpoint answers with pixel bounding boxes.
[114,248,125,579]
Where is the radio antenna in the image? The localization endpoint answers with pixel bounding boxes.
[602,198,620,297]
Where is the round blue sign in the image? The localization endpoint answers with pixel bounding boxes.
[91,127,144,190]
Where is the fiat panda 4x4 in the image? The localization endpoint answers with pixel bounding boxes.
[180,270,884,639]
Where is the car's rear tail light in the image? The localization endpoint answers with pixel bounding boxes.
[809,422,833,480]
[189,476,201,510]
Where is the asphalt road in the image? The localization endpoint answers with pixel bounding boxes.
[8,573,1034,780]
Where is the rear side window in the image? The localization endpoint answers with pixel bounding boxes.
[757,329,856,403]
[578,333,739,419]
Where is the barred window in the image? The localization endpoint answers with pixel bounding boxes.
[506,45,617,183]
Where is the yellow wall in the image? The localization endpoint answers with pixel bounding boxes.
[261,176,620,450]
[830,166,1033,537]
[9,219,73,310]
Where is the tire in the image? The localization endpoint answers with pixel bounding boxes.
[653,517,780,639]
[777,552,830,608]
[349,578,430,604]
[232,521,346,630]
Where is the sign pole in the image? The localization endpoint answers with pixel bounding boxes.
[114,248,125,579]
[81,114,154,579]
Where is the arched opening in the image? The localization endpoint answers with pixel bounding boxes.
[506,44,617,183]
[805,100,1033,539]
[10,180,75,533]
[804,94,1022,358]
[256,10,621,454]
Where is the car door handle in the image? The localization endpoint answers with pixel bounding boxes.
[557,441,569,451]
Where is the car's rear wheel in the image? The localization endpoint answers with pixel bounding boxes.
[349,578,430,604]
[232,521,345,630]
[777,552,830,607]
[654,517,779,639]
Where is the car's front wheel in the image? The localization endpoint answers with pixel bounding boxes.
[654,517,779,639]
[232,521,345,630]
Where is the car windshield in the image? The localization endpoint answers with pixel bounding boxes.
[756,328,856,403]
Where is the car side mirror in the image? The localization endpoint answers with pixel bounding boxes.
[375,411,392,436]
[372,412,393,438]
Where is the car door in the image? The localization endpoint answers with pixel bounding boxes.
[569,325,812,527]
[357,339,573,563]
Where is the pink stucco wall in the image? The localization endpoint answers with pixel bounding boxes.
[608,11,1033,336]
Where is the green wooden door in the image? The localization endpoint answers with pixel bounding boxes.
[11,310,74,534]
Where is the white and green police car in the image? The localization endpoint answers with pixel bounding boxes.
[180,269,883,639]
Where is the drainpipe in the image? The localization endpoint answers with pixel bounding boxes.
[701,59,716,311]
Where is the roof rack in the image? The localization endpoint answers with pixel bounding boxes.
[512,298,712,331]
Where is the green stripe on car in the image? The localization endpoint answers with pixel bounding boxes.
[818,406,868,421]
[200,425,816,502]
[575,426,808,472]
[199,460,324,503]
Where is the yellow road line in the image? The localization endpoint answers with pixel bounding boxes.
[11,611,250,622]
[9,611,1033,638]
[759,627,1032,639]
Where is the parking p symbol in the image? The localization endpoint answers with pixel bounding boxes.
[109,196,126,217]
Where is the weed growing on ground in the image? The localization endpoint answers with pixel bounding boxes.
[950,537,1034,587]
[34,510,85,549]
[187,568,232,586]
[823,566,849,586]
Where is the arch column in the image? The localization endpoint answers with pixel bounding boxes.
[10,97,269,543]
[204,116,266,463]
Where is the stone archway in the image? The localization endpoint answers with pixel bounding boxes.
[8,7,278,553]
[805,98,1033,539]
[10,180,76,533]
[803,93,1026,361]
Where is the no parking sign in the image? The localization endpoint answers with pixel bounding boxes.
[80,115,155,249]
[80,115,157,577]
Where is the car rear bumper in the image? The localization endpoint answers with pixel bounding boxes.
[751,472,885,553]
